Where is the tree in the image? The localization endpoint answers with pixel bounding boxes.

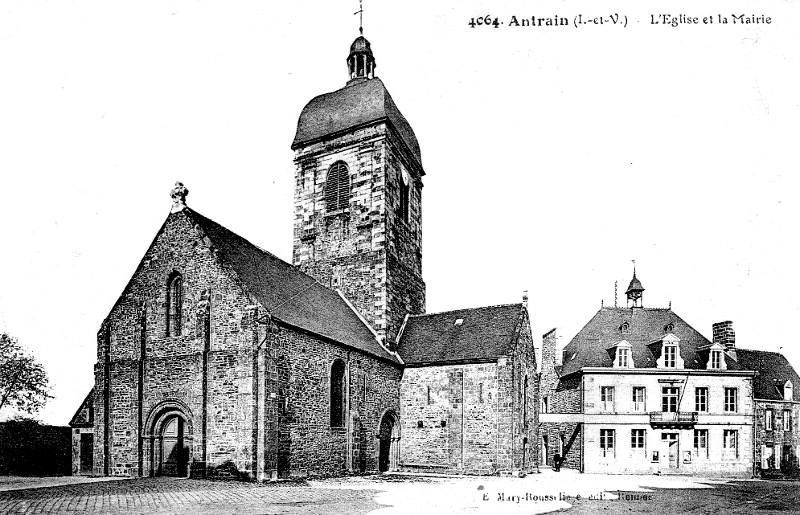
[0,333,51,415]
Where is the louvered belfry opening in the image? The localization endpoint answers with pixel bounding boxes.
[325,161,350,213]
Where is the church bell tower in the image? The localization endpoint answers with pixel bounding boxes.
[290,32,426,345]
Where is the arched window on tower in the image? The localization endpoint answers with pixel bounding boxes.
[325,161,350,213]
[330,359,346,427]
[167,272,183,337]
[398,170,410,223]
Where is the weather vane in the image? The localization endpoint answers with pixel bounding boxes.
[354,0,364,34]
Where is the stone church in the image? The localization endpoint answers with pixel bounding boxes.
[70,32,537,479]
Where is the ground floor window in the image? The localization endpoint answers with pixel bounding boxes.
[693,429,708,458]
[600,429,615,457]
[723,429,739,460]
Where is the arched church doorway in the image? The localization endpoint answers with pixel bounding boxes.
[159,414,189,477]
[144,402,194,478]
[378,411,399,472]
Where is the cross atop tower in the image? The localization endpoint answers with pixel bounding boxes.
[354,0,364,34]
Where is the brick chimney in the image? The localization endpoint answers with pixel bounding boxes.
[542,328,557,372]
[712,321,735,350]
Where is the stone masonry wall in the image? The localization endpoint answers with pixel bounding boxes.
[400,363,502,474]
[510,309,537,471]
[268,325,402,477]
[754,400,800,474]
[292,123,425,344]
[538,329,583,471]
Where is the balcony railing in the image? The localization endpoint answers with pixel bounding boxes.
[649,411,698,427]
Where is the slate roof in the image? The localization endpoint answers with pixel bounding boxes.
[185,209,399,364]
[292,78,422,169]
[735,349,800,401]
[397,304,524,365]
[559,307,744,377]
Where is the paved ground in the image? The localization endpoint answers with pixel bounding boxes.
[0,471,798,514]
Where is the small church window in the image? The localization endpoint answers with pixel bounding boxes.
[325,161,350,213]
[330,359,346,427]
[399,181,410,223]
[166,272,183,337]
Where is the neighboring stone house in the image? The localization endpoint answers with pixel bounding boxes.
[736,348,800,475]
[539,271,756,477]
[68,389,94,475]
[397,303,537,474]
[73,31,536,479]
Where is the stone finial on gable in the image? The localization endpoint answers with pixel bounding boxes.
[170,181,189,213]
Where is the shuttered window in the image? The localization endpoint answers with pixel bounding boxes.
[325,161,350,212]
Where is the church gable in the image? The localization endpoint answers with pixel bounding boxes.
[101,207,257,358]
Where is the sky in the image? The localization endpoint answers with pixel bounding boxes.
[1,1,798,425]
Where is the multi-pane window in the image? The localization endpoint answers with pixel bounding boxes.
[541,396,549,414]
[600,429,615,457]
[167,272,183,337]
[724,388,738,412]
[784,410,792,431]
[662,387,679,413]
[601,386,615,411]
[325,161,350,212]
[664,345,677,367]
[618,348,630,367]
[694,429,708,457]
[710,350,722,369]
[631,429,646,449]
[723,429,739,459]
[766,409,774,431]
[632,387,646,412]
[695,387,708,412]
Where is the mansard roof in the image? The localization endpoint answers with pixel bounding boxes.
[184,209,400,364]
[735,349,800,401]
[559,307,744,376]
[292,78,422,169]
[397,303,525,366]
[69,389,94,428]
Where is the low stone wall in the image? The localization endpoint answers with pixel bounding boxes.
[0,419,71,476]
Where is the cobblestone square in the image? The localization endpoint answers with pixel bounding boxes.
[1,472,799,514]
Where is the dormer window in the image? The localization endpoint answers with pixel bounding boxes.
[704,343,727,371]
[785,380,794,401]
[612,340,633,369]
[657,334,684,369]
[710,350,722,369]
[620,322,630,333]
[664,323,675,333]
[618,348,630,367]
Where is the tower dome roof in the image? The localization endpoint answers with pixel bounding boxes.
[292,80,422,168]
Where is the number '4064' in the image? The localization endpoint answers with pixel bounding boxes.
[469,15,500,28]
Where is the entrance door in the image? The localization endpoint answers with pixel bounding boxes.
[665,433,679,468]
[79,433,93,473]
[783,445,792,470]
[378,413,399,472]
[160,415,188,476]
[542,436,549,466]
[763,444,774,469]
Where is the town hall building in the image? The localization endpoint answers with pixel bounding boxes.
[69,31,537,479]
